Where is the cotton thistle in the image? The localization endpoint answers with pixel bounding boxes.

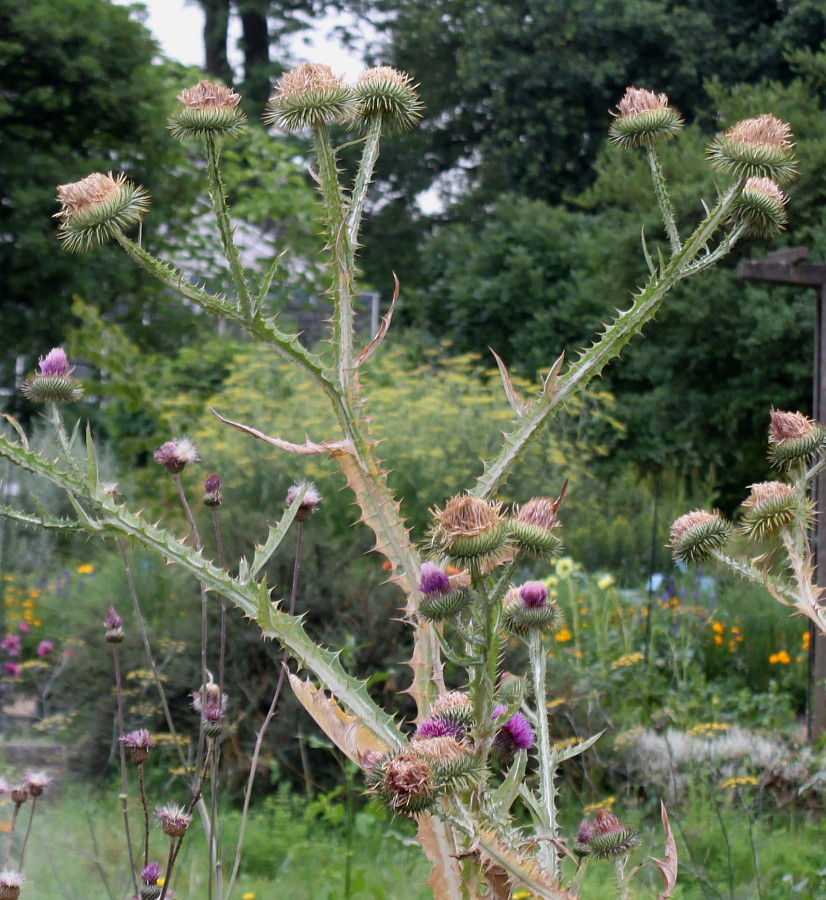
[416,561,472,621]
[103,606,125,643]
[167,79,246,143]
[55,172,149,252]
[374,753,437,814]
[353,66,423,134]
[285,481,322,521]
[153,438,200,474]
[263,63,357,132]
[22,771,51,798]
[731,177,789,237]
[669,510,733,564]
[707,114,797,184]
[410,734,482,793]
[740,481,801,537]
[430,494,506,562]
[767,409,826,469]
[509,492,564,557]
[492,705,535,764]
[431,691,475,729]
[608,86,683,149]
[20,348,83,405]
[573,809,641,860]
[503,580,563,636]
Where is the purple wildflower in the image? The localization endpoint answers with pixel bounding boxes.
[203,473,223,507]
[492,705,535,752]
[153,438,200,474]
[518,581,548,608]
[415,717,463,739]
[3,663,20,678]
[103,607,122,630]
[1,635,21,658]
[285,481,322,521]
[23,771,52,797]
[38,348,71,376]
[17,622,29,634]
[419,562,450,595]
[36,640,54,658]
[141,861,162,885]
[122,729,154,763]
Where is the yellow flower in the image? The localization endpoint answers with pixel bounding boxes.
[597,574,615,590]
[721,776,758,789]
[242,894,256,900]
[712,622,724,634]
[610,652,644,670]
[554,627,572,643]
[512,892,532,900]
[546,697,566,710]
[554,556,576,578]
[688,722,730,738]
[583,796,616,812]
[157,877,166,887]
[76,563,95,574]
[769,650,791,664]
[802,631,810,651]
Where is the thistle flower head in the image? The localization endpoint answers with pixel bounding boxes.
[122,729,154,764]
[503,581,562,635]
[202,473,223,508]
[23,770,51,797]
[154,438,200,474]
[103,605,124,643]
[609,86,683,149]
[416,561,472,621]
[767,409,826,469]
[518,581,548,608]
[574,809,641,860]
[55,172,149,252]
[21,346,83,404]
[492,705,535,755]
[141,862,162,886]
[285,481,322,521]
[415,717,463,740]
[155,802,193,837]
[380,754,436,814]
[668,510,732,564]
[419,562,450,595]
[201,704,225,739]
[431,691,474,726]
[0,870,24,900]
[707,114,797,184]
[264,63,357,132]
[353,66,423,134]
[431,495,505,561]
[741,481,801,537]
[732,176,789,237]
[191,679,228,714]
[510,494,564,557]
[168,79,246,142]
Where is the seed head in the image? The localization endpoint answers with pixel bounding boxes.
[431,495,505,561]
[285,481,322,521]
[23,771,51,797]
[707,114,797,184]
[0,870,24,900]
[381,754,435,814]
[767,409,826,469]
[154,438,200,474]
[741,481,801,537]
[155,802,193,837]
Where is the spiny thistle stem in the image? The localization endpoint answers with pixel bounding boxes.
[613,855,629,900]
[204,134,253,320]
[528,630,559,881]
[347,117,383,249]
[45,401,81,477]
[646,146,681,254]
[112,642,139,894]
[225,520,304,900]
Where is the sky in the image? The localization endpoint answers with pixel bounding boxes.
[111,0,368,77]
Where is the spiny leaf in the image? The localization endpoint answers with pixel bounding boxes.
[210,408,351,456]
[85,422,98,492]
[476,830,576,899]
[0,504,82,533]
[491,349,527,417]
[651,801,678,899]
[417,816,464,900]
[250,485,306,580]
[552,730,603,764]
[289,674,391,765]
[355,273,399,368]
[2,414,29,451]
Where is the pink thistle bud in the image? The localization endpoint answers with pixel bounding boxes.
[103,606,124,644]
[286,481,322,521]
[419,562,450,595]
[153,438,200,474]
[518,581,548,608]
[202,473,223,507]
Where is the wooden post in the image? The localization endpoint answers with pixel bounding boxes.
[737,247,826,741]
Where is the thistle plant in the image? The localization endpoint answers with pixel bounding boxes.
[0,71,796,898]
[671,410,826,636]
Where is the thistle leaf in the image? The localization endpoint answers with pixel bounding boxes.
[651,801,678,899]
[552,730,603,764]
[250,485,305,580]
[355,274,399,368]
[85,422,98,492]
[417,816,464,900]
[491,349,527,417]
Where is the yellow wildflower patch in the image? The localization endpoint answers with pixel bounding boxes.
[687,722,730,738]
[75,563,95,574]
[610,652,644,670]
[721,776,758,789]
[554,628,572,643]
[769,650,791,664]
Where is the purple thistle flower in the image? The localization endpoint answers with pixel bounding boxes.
[0,635,21,658]
[3,663,20,678]
[518,581,548,608]
[415,717,463,739]
[285,481,322,521]
[23,770,52,797]
[203,473,223,507]
[36,639,54,658]
[103,607,122,630]
[153,438,200,474]
[141,861,162,885]
[419,562,450,595]
[122,729,154,763]
[37,348,71,376]
[492,705,535,752]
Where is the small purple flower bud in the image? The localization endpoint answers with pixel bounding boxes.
[419,562,450,595]
[202,473,223,507]
[141,861,162,885]
[153,438,200,474]
[518,581,548,608]
[104,606,124,644]
[286,481,322,521]
[577,819,595,844]
[36,640,54,658]
[37,348,71,376]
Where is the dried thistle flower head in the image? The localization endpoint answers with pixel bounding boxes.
[168,79,246,142]
[263,63,357,132]
[431,495,505,560]
[155,802,193,837]
[23,770,51,797]
[609,86,683,149]
[741,481,802,537]
[669,510,732,564]
[154,438,200,474]
[510,492,565,558]
[55,172,149,252]
[285,481,322,521]
[707,114,797,184]
[732,176,789,237]
[379,754,436,814]
[354,66,423,134]
[0,870,24,900]
[21,346,83,404]
[767,409,826,469]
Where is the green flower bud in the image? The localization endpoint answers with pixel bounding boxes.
[740,481,802,537]
[669,510,732,564]
[410,736,483,793]
[768,409,826,469]
[707,114,797,184]
[354,67,423,134]
[731,177,788,237]
[167,80,247,143]
[263,63,357,132]
[509,495,564,558]
[608,87,683,149]
[55,172,149,253]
